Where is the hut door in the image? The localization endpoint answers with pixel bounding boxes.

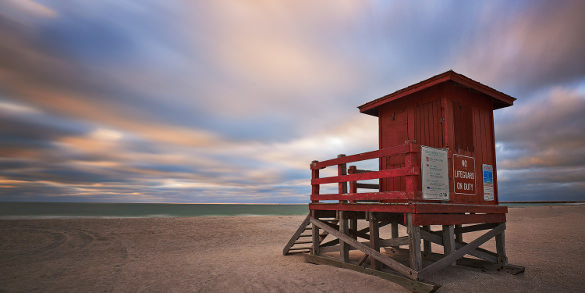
[415,99,444,148]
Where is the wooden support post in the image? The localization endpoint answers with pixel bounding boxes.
[391,221,399,245]
[350,217,358,240]
[455,224,463,243]
[339,211,350,263]
[369,212,381,270]
[312,221,320,256]
[495,224,508,266]
[442,225,455,266]
[422,226,431,257]
[407,213,422,272]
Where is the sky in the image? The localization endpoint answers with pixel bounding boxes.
[0,0,584,203]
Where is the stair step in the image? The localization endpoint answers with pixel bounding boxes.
[286,250,310,255]
[289,247,312,251]
[299,234,328,238]
[294,240,312,244]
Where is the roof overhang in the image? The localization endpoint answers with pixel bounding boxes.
[358,70,516,117]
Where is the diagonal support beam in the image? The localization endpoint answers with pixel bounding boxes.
[419,223,505,279]
[419,229,498,263]
[310,217,418,279]
[319,236,411,254]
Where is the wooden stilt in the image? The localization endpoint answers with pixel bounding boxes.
[442,225,455,266]
[455,224,463,243]
[422,226,431,256]
[407,213,423,273]
[350,217,358,240]
[369,212,381,270]
[391,221,399,240]
[339,211,350,263]
[495,224,508,266]
[312,222,320,256]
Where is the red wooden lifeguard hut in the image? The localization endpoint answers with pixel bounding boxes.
[284,70,524,292]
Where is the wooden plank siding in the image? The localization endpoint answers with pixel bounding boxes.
[450,84,499,204]
[368,81,501,205]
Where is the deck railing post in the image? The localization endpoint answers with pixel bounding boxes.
[311,160,320,203]
[337,154,347,203]
[348,166,357,203]
[403,142,418,201]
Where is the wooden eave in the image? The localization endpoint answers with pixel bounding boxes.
[358,70,516,116]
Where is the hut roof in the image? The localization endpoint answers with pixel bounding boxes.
[358,70,516,117]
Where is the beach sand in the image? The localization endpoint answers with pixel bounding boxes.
[1,205,585,292]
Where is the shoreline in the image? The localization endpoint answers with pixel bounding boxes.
[1,202,584,220]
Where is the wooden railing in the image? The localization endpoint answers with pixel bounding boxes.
[310,142,420,203]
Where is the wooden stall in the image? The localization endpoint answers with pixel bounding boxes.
[283,71,524,292]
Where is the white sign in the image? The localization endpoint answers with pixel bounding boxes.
[483,164,494,201]
[421,146,449,201]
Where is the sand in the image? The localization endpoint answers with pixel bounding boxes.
[1,205,585,292]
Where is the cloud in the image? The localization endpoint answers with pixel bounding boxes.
[0,0,584,203]
[0,0,57,20]
[495,85,585,200]
[454,0,585,94]
[496,86,585,168]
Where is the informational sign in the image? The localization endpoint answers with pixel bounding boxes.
[421,146,449,201]
[453,154,476,195]
[483,164,494,201]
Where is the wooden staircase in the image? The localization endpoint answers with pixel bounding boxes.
[283,214,312,255]
[283,214,337,255]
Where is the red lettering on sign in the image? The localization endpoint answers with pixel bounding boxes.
[453,154,476,195]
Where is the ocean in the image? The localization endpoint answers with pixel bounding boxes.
[0,202,309,219]
[0,202,582,219]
